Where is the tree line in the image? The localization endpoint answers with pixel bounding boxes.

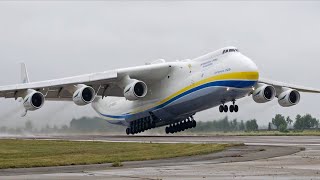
[0,114,318,134]
[189,117,259,132]
[270,114,319,132]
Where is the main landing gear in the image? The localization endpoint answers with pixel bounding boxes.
[126,117,156,135]
[165,116,197,134]
[219,100,239,113]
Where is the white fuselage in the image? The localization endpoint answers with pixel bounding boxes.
[91,48,259,127]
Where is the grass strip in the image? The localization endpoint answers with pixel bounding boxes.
[0,139,235,169]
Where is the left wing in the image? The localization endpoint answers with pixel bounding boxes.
[259,78,320,94]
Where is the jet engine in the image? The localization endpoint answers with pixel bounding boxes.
[73,86,96,106]
[123,80,148,101]
[278,89,300,107]
[23,90,45,111]
[252,84,276,103]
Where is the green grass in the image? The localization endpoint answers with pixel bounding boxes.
[0,139,233,169]
[187,130,320,136]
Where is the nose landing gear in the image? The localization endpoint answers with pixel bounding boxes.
[219,100,239,113]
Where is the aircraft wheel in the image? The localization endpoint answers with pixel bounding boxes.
[230,105,234,113]
[174,125,178,132]
[224,105,228,112]
[131,126,136,134]
[142,120,146,130]
[165,127,169,134]
[186,121,191,129]
[181,122,186,130]
[169,126,174,134]
[234,105,239,112]
[219,105,224,113]
[126,128,130,135]
[192,120,197,128]
[151,122,156,129]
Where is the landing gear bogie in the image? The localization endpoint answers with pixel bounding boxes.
[128,116,155,135]
[219,100,239,113]
[165,116,197,134]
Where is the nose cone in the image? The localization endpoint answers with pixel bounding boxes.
[245,56,259,73]
[236,53,259,81]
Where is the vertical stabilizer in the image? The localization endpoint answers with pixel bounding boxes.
[21,63,30,84]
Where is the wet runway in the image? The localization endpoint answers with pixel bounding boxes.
[1,135,320,180]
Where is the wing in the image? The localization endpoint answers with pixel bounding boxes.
[0,63,171,101]
[259,78,320,93]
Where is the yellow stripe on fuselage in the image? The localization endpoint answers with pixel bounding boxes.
[128,71,259,115]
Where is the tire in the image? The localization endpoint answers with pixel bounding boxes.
[126,128,130,135]
[181,122,186,130]
[219,105,224,113]
[186,121,192,129]
[230,105,234,113]
[224,105,228,112]
[152,122,156,129]
[165,127,169,134]
[192,120,197,128]
[234,105,239,112]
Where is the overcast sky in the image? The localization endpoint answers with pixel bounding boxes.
[0,1,320,128]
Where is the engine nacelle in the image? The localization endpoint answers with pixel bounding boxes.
[73,86,96,106]
[278,89,300,107]
[252,84,276,103]
[123,80,148,101]
[23,90,45,111]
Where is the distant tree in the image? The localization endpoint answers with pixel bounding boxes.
[245,119,258,131]
[268,122,272,131]
[272,114,287,130]
[279,124,289,133]
[221,117,230,131]
[230,119,238,131]
[294,114,319,130]
[69,117,125,133]
[286,116,293,126]
[239,120,245,131]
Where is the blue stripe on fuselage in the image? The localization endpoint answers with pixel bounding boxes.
[100,80,256,119]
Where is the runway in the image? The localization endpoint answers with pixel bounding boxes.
[1,135,320,180]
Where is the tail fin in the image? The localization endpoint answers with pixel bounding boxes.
[20,63,30,84]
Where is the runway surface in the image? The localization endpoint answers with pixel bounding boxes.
[1,135,320,179]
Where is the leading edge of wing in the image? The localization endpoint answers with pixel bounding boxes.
[0,62,172,94]
[259,78,320,93]
[0,70,118,92]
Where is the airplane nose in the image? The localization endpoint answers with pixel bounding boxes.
[239,54,259,80]
[245,57,259,72]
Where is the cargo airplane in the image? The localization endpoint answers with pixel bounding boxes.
[0,46,319,135]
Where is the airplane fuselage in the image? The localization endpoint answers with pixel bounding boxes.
[91,48,259,128]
